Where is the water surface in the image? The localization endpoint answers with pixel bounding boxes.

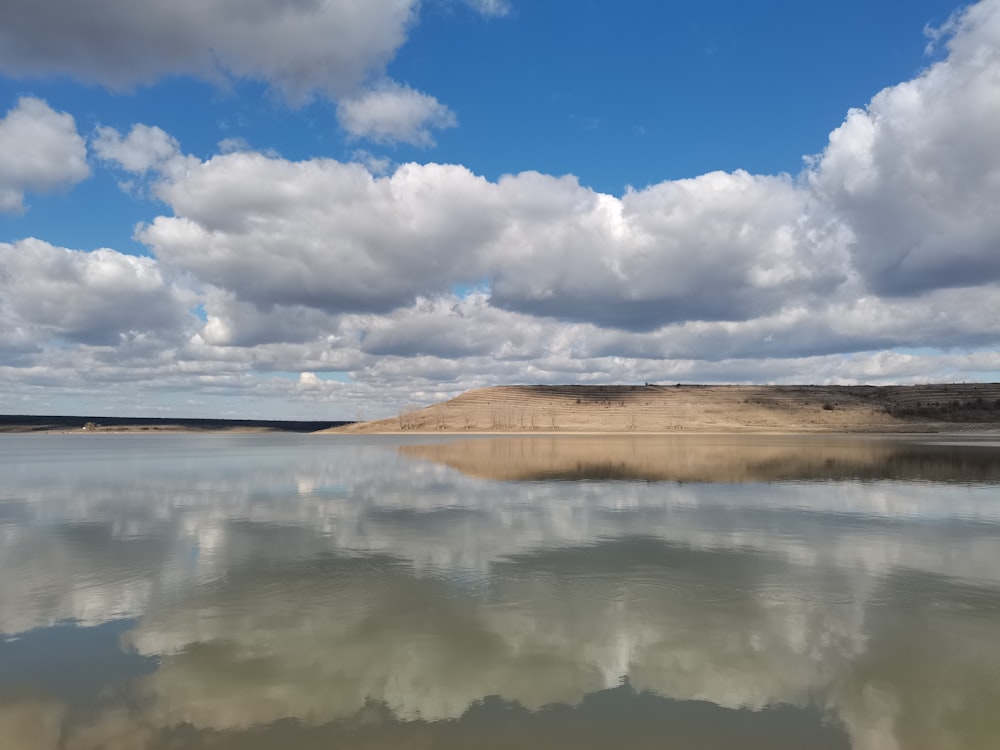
[1,433,998,749]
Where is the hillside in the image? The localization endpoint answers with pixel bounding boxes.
[329,383,1000,434]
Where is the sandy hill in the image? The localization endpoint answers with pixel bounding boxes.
[329,383,1000,434]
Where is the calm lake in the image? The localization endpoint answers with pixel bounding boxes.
[1,433,999,749]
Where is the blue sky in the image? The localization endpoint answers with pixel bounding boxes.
[1,0,999,419]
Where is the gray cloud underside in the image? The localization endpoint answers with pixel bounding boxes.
[0,0,416,99]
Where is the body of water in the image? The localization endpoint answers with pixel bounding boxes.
[1,433,998,749]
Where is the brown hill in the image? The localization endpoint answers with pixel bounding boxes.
[329,383,1000,434]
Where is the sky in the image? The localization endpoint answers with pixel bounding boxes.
[1,0,999,420]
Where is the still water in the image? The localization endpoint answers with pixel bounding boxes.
[1,433,999,749]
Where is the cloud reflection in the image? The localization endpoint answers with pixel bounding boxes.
[1,434,998,750]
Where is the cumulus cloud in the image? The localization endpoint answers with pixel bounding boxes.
[810,0,1000,295]
[486,169,849,328]
[139,157,500,313]
[0,238,193,347]
[92,123,184,174]
[337,80,458,146]
[0,97,89,213]
[136,157,848,331]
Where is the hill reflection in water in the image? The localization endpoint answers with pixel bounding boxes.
[399,434,1000,483]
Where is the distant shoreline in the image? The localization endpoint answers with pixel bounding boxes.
[0,414,352,434]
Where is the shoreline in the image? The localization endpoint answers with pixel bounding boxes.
[0,415,350,434]
[6,425,1000,437]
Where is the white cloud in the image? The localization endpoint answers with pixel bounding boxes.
[486,169,849,328]
[809,0,1000,295]
[464,0,512,17]
[0,97,89,213]
[136,155,845,330]
[91,123,200,198]
[0,238,193,347]
[217,136,251,154]
[139,156,501,314]
[92,124,182,173]
[337,81,458,146]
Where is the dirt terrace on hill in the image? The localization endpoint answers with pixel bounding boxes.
[330,383,1000,434]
